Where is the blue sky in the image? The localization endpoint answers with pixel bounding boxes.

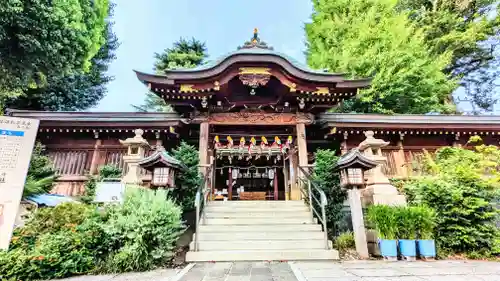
[94,0,313,111]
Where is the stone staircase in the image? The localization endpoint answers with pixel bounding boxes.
[185,200,339,262]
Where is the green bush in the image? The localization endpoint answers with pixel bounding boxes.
[334,231,355,252]
[313,149,347,237]
[366,205,398,240]
[170,142,202,212]
[404,139,500,256]
[23,142,58,198]
[1,188,185,280]
[101,187,185,272]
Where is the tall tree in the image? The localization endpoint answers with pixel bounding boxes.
[398,0,500,113]
[306,0,457,114]
[0,0,110,111]
[133,38,207,112]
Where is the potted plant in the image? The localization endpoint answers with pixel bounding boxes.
[396,206,418,261]
[414,205,437,259]
[366,205,398,260]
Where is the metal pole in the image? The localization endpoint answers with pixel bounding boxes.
[307,180,314,223]
[321,203,329,249]
[194,193,200,252]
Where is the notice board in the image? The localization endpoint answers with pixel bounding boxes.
[0,116,39,249]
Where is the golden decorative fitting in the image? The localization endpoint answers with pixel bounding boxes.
[313,87,330,95]
[284,82,296,92]
[180,84,195,92]
[239,67,271,75]
[214,81,220,91]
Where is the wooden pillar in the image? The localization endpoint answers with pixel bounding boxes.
[294,123,308,200]
[89,138,102,175]
[198,122,210,174]
[228,168,233,200]
[273,168,278,201]
[283,158,289,201]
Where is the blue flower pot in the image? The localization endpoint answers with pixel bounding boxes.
[398,239,417,258]
[379,239,398,258]
[417,239,436,258]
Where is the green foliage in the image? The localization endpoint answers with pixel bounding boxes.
[133,38,207,112]
[397,0,500,112]
[102,187,184,272]
[334,231,355,252]
[313,149,347,236]
[366,205,399,239]
[395,205,436,240]
[403,138,500,255]
[412,205,437,240]
[0,0,109,108]
[154,38,207,71]
[1,188,184,280]
[306,0,456,114]
[170,142,202,212]
[81,165,122,204]
[6,8,118,111]
[23,142,57,198]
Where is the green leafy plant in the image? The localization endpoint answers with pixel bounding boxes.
[101,187,185,272]
[412,205,436,240]
[403,137,500,256]
[1,187,185,280]
[313,149,348,237]
[22,142,58,199]
[395,206,419,240]
[366,205,398,240]
[334,231,355,252]
[170,142,202,212]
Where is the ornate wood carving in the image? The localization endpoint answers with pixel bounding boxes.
[238,67,271,88]
[208,112,297,125]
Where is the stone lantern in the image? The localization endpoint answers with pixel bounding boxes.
[357,131,406,206]
[335,149,378,259]
[138,145,183,187]
[120,129,150,184]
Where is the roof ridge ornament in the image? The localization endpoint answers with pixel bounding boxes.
[238,28,274,50]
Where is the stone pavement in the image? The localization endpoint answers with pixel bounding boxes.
[54,268,181,281]
[178,261,297,281]
[290,260,500,281]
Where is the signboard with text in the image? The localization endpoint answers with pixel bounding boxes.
[0,116,39,250]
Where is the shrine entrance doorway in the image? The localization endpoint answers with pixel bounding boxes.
[211,125,295,201]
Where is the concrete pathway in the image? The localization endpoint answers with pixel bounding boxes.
[178,262,298,281]
[51,260,500,281]
[290,260,500,281]
[55,268,181,281]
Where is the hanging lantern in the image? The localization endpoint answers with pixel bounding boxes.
[268,169,275,179]
[232,168,239,180]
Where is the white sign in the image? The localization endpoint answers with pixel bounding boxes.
[94,181,125,203]
[0,116,39,250]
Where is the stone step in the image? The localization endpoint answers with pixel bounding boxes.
[208,200,305,206]
[203,217,316,225]
[189,239,329,250]
[185,249,339,262]
[205,206,309,212]
[194,231,324,241]
[197,224,322,232]
[205,212,311,219]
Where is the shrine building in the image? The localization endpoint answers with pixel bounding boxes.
[7,30,500,199]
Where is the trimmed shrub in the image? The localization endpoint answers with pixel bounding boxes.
[1,188,184,280]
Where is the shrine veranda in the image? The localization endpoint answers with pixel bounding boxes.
[7,31,500,199]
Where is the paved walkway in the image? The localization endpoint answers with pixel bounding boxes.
[178,262,297,281]
[53,260,500,281]
[290,260,500,281]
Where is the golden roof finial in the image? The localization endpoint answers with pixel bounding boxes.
[254,28,258,34]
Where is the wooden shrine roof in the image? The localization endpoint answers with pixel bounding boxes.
[320,113,500,134]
